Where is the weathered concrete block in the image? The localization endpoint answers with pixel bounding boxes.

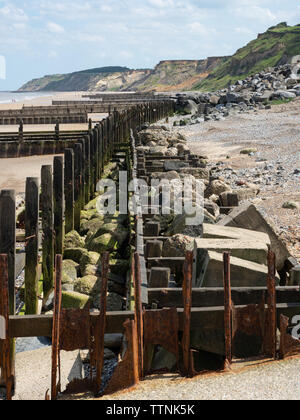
[218,202,290,270]
[149,267,171,288]
[164,161,189,171]
[194,250,280,288]
[146,240,163,258]
[194,238,268,266]
[203,223,270,244]
[289,266,300,286]
[144,221,161,237]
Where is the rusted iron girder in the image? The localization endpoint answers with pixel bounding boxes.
[134,252,144,379]
[103,319,139,395]
[279,315,300,359]
[264,250,277,359]
[232,298,266,357]
[92,251,109,396]
[223,252,232,366]
[0,254,13,400]
[182,251,193,377]
[143,308,179,375]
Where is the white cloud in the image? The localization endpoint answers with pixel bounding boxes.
[0,4,28,22]
[46,21,65,33]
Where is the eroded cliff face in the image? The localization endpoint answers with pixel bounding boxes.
[128,58,229,92]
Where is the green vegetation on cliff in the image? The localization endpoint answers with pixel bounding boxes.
[194,22,300,91]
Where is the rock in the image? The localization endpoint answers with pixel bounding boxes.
[179,167,210,180]
[74,275,101,296]
[151,347,177,371]
[204,200,220,218]
[62,291,90,309]
[210,95,220,105]
[84,197,98,211]
[62,260,78,283]
[149,146,168,156]
[273,90,296,99]
[64,230,85,249]
[93,292,125,311]
[88,233,118,253]
[110,259,129,277]
[218,203,290,270]
[282,201,299,209]
[79,251,100,276]
[181,99,198,115]
[176,144,190,156]
[240,148,258,155]
[162,234,194,257]
[82,264,99,277]
[63,248,89,264]
[205,180,232,198]
[165,147,178,157]
[80,217,105,236]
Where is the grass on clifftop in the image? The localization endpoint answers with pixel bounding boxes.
[194,23,300,92]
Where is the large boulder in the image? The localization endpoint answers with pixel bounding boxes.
[64,230,85,249]
[218,202,291,270]
[205,180,232,198]
[62,260,78,284]
[93,292,125,311]
[63,248,89,264]
[162,234,194,257]
[74,275,101,296]
[79,251,100,275]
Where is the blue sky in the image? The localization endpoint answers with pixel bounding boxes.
[0,0,300,90]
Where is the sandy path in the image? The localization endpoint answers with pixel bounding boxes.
[0,155,62,193]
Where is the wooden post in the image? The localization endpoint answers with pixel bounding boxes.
[41,166,54,300]
[64,149,74,234]
[51,255,62,401]
[0,255,13,400]
[223,252,232,366]
[53,157,64,256]
[25,177,39,315]
[78,138,86,208]
[74,143,83,231]
[182,251,193,376]
[0,190,16,314]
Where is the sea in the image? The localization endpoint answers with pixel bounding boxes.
[0,91,56,104]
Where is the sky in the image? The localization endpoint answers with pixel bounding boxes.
[0,0,300,90]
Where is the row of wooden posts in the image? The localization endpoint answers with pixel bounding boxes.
[0,101,174,318]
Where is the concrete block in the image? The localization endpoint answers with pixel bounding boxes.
[194,250,280,287]
[149,267,171,288]
[146,240,163,258]
[163,161,189,171]
[194,238,268,265]
[218,202,290,270]
[203,223,270,244]
[144,221,161,237]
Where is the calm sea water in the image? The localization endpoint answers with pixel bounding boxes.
[0,91,56,104]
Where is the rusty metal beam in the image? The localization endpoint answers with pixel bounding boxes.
[223,252,232,365]
[93,252,109,395]
[182,251,193,377]
[264,250,277,359]
[134,252,144,379]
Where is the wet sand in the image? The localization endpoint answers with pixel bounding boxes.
[0,155,62,193]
